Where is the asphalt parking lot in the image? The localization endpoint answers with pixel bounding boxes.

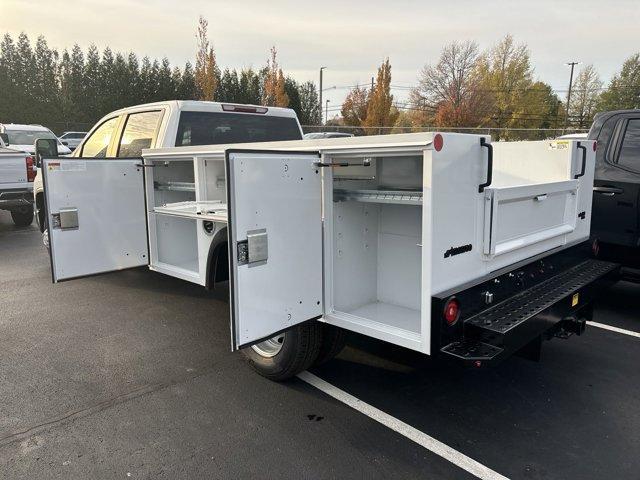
[1,210,639,480]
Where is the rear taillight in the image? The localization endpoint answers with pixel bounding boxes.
[221,104,268,114]
[26,155,36,182]
[443,297,460,326]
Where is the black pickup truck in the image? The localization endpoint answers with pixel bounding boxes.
[588,109,640,273]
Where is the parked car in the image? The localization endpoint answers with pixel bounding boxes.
[0,124,71,156]
[58,131,88,151]
[34,100,304,247]
[0,135,35,226]
[304,132,354,139]
[587,109,640,271]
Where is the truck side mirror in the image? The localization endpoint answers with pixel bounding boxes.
[0,132,9,146]
[35,138,58,168]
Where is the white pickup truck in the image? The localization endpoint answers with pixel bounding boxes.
[42,129,619,380]
[0,136,35,226]
[34,100,303,245]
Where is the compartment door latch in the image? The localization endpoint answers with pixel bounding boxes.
[237,228,268,266]
[51,207,79,230]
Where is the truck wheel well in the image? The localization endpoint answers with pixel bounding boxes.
[206,227,229,289]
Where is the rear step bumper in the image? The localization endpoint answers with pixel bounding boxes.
[441,259,620,366]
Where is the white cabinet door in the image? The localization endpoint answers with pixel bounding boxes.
[44,158,148,282]
[226,150,323,350]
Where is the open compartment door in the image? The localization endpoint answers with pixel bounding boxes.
[43,158,148,282]
[226,150,323,350]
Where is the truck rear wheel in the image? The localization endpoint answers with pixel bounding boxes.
[314,324,347,366]
[242,322,322,381]
[11,206,34,227]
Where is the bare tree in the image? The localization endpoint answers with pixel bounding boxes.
[568,64,603,128]
[410,40,483,127]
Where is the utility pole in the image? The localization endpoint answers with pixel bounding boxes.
[319,67,326,124]
[564,61,580,133]
[325,99,330,124]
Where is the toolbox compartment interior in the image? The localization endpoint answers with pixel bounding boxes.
[330,155,423,337]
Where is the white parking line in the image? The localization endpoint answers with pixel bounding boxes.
[587,321,640,338]
[298,371,509,480]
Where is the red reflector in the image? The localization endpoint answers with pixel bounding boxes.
[26,155,36,182]
[433,133,444,152]
[222,104,268,114]
[444,298,460,325]
[593,141,597,151]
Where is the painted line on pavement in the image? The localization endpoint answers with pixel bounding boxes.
[298,370,509,480]
[587,321,640,338]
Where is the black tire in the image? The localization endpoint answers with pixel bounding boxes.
[11,206,34,227]
[242,322,322,381]
[314,324,347,366]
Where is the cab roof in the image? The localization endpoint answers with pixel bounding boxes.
[108,100,298,118]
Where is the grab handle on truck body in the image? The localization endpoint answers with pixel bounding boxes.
[478,137,493,193]
[574,142,587,179]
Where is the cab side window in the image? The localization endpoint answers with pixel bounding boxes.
[117,110,163,157]
[618,119,640,171]
[81,117,119,157]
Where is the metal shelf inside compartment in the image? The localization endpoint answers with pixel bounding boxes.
[154,200,227,216]
[154,181,196,192]
[333,188,422,205]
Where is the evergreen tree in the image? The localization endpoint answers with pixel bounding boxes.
[178,62,197,99]
[297,81,321,125]
[284,77,301,117]
[157,57,174,101]
[83,44,101,123]
[15,33,36,122]
[126,52,140,106]
[33,36,59,127]
[217,68,241,102]
[0,34,18,121]
[238,68,261,105]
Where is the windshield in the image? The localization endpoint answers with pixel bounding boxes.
[175,111,302,146]
[6,129,59,145]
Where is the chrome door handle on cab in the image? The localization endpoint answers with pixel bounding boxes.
[593,186,624,196]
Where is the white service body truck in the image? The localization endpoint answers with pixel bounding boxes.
[42,132,619,379]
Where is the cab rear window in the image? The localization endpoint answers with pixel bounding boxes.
[175,111,302,147]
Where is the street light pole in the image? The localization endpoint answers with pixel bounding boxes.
[325,99,330,124]
[564,61,580,133]
[319,67,326,124]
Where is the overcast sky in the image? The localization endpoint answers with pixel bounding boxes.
[1,0,638,116]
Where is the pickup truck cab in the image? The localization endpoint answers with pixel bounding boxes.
[588,109,640,269]
[34,100,303,245]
